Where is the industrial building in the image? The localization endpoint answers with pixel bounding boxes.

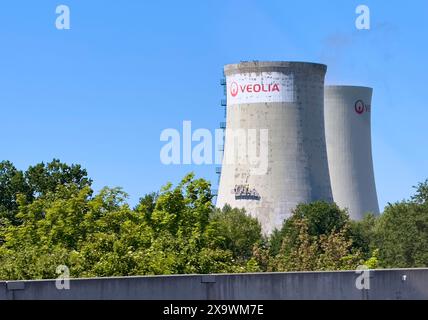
[324,85,380,219]
[215,61,380,233]
[216,61,333,234]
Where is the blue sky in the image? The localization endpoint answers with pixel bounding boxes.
[0,0,427,210]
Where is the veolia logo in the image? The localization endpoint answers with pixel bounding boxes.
[355,100,365,114]
[230,81,239,97]
[229,81,280,97]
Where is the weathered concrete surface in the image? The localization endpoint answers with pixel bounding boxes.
[324,86,380,219]
[217,61,333,234]
[1,269,427,300]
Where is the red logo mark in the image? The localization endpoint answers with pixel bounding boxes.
[355,100,365,114]
[230,81,239,97]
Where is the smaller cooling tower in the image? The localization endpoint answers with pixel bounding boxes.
[324,86,380,219]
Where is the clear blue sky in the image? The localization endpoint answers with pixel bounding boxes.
[0,0,427,211]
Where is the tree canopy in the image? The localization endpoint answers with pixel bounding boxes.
[0,159,428,280]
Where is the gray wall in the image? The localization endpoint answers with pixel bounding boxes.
[1,269,428,300]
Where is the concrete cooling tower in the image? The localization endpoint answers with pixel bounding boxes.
[216,61,333,234]
[324,86,380,219]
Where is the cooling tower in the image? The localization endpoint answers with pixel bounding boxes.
[216,61,333,234]
[324,86,380,219]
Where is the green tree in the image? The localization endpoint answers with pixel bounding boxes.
[210,205,264,263]
[0,161,31,225]
[0,172,239,280]
[8,164,428,279]
[25,159,92,198]
[411,179,428,204]
[135,192,157,224]
[267,202,365,272]
[270,218,363,272]
[0,159,92,226]
[374,185,428,268]
[348,213,378,259]
[269,201,349,256]
[145,173,235,274]
[0,184,89,279]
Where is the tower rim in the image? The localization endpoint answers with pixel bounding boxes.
[224,61,327,75]
[325,85,373,91]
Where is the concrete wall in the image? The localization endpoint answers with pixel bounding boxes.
[1,269,428,300]
[217,61,333,234]
[324,86,379,219]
